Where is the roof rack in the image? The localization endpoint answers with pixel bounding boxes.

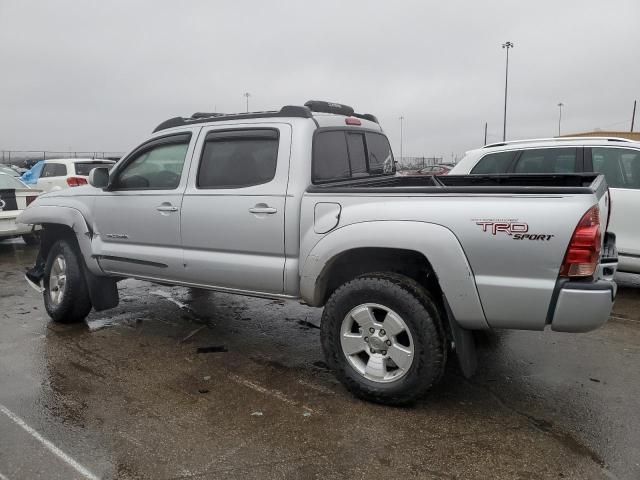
[153,105,313,133]
[483,136,634,148]
[153,100,380,133]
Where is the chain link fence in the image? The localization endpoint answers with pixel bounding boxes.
[396,156,444,171]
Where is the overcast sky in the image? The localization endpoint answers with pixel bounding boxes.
[1,0,639,160]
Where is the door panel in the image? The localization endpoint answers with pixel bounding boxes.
[589,147,640,267]
[180,124,291,293]
[91,131,197,279]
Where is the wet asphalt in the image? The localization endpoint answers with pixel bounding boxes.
[0,240,639,480]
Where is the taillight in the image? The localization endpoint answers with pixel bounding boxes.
[559,205,601,278]
[26,195,37,206]
[66,177,88,187]
[345,117,361,126]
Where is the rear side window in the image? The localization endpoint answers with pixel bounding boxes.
[313,130,395,183]
[592,147,640,189]
[514,148,577,173]
[41,163,67,177]
[471,151,515,174]
[197,129,279,189]
[74,162,114,176]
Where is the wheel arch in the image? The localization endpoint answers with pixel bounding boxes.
[300,221,488,330]
[18,205,101,275]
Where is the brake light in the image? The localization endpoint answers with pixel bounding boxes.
[560,205,601,278]
[26,195,37,206]
[345,117,361,126]
[66,177,88,187]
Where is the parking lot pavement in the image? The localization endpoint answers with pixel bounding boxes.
[1,241,639,480]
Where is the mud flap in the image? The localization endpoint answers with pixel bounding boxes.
[82,264,119,311]
[443,297,478,378]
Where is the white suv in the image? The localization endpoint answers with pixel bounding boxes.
[36,158,116,193]
[450,137,640,273]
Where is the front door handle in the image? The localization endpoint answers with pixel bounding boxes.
[157,205,178,212]
[249,204,277,214]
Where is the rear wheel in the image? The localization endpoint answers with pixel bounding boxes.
[320,273,446,405]
[43,239,92,323]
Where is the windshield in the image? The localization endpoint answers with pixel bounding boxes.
[0,173,28,189]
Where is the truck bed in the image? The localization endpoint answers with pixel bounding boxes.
[307,173,605,195]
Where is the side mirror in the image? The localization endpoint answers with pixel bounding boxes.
[88,167,110,189]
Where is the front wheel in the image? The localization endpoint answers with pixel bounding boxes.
[43,239,92,323]
[320,273,446,405]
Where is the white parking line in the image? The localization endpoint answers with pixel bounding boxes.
[228,374,316,414]
[0,403,100,480]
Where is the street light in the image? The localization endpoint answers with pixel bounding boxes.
[243,92,251,113]
[399,116,404,161]
[557,102,564,136]
[501,41,514,141]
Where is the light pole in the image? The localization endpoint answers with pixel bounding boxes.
[243,92,251,113]
[557,102,564,136]
[502,41,514,141]
[399,116,404,161]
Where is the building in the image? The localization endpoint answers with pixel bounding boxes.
[560,131,640,142]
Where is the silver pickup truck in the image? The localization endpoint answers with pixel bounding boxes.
[18,100,618,405]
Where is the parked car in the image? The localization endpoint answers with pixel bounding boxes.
[18,101,617,405]
[450,137,640,274]
[35,158,116,193]
[0,173,41,245]
[21,160,44,185]
[0,165,21,177]
[398,165,453,176]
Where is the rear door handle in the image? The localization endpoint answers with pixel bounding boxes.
[249,205,277,214]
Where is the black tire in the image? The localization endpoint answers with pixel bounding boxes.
[22,233,40,246]
[320,273,446,405]
[43,238,92,323]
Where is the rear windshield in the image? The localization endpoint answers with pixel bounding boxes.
[74,161,114,176]
[312,130,395,183]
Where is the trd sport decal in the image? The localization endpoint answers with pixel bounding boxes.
[474,220,554,241]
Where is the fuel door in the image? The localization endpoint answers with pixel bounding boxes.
[314,202,342,234]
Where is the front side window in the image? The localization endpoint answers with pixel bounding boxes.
[471,151,515,174]
[197,129,279,189]
[41,163,67,177]
[114,136,190,190]
[592,147,640,189]
[513,148,577,174]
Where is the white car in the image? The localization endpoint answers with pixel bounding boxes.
[450,137,640,273]
[35,158,116,193]
[0,173,41,244]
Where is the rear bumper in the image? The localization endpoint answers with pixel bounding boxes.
[551,279,616,333]
[0,215,38,237]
